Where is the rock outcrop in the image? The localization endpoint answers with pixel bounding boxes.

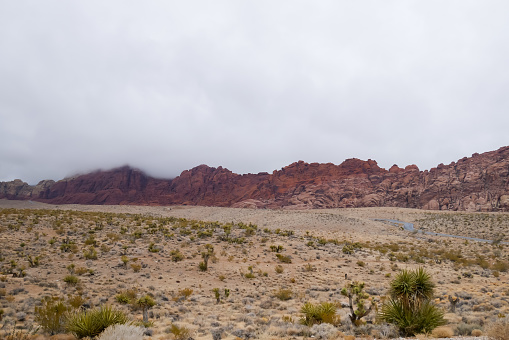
[1,146,509,211]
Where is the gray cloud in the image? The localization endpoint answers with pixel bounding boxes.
[1,1,508,184]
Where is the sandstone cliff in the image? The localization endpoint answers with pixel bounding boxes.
[1,146,508,211]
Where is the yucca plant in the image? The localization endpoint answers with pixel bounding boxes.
[378,267,445,336]
[299,302,340,327]
[65,305,129,339]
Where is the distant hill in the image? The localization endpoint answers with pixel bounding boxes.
[1,146,509,211]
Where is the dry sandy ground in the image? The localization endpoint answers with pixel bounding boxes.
[0,199,507,339]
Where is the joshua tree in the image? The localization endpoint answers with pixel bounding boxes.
[341,281,372,326]
[136,295,156,324]
[199,244,215,271]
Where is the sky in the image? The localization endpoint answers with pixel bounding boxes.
[1,1,509,184]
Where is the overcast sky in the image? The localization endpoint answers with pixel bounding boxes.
[1,1,508,184]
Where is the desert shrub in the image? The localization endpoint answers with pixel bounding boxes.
[178,288,193,299]
[67,294,86,309]
[130,263,141,272]
[275,265,284,273]
[378,267,445,336]
[431,326,454,338]
[27,255,40,267]
[276,254,292,263]
[485,316,509,340]
[96,324,144,340]
[65,305,129,339]
[170,250,184,262]
[471,329,482,336]
[83,246,98,260]
[148,242,160,253]
[75,266,89,276]
[492,260,509,272]
[310,322,338,339]
[300,302,340,327]
[244,272,255,279]
[84,235,97,246]
[34,296,71,335]
[198,261,208,271]
[116,294,130,304]
[2,325,39,340]
[456,322,481,335]
[166,324,192,340]
[270,245,284,253]
[303,263,316,272]
[370,323,399,339]
[342,245,354,254]
[116,288,137,305]
[274,288,293,301]
[63,275,79,286]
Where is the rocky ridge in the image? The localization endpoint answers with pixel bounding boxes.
[1,146,509,211]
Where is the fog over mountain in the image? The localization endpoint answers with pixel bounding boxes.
[1,1,509,184]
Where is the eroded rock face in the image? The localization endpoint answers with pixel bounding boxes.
[1,146,509,211]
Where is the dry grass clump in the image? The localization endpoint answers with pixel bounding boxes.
[486,316,509,340]
[431,325,454,338]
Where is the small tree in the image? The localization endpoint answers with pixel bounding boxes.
[136,295,155,324]
[199,244,215,271]
[341,281,372,326]
[121,255,129,269]
[378,267,445,336]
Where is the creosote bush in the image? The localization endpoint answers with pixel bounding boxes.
[63,275,79,286]
[166,324,193,340]
[274,288,293,301]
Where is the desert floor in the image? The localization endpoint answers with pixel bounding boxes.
[0,199,508,339]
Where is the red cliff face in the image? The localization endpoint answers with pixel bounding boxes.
[1,146,509,211]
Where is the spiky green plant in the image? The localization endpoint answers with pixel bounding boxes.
[299,302,340,327]
[378,267,445,336]
[65,305,129,339]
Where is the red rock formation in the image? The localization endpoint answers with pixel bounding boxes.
[1,146,509,211]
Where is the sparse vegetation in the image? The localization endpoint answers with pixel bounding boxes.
[0,205,508,340]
